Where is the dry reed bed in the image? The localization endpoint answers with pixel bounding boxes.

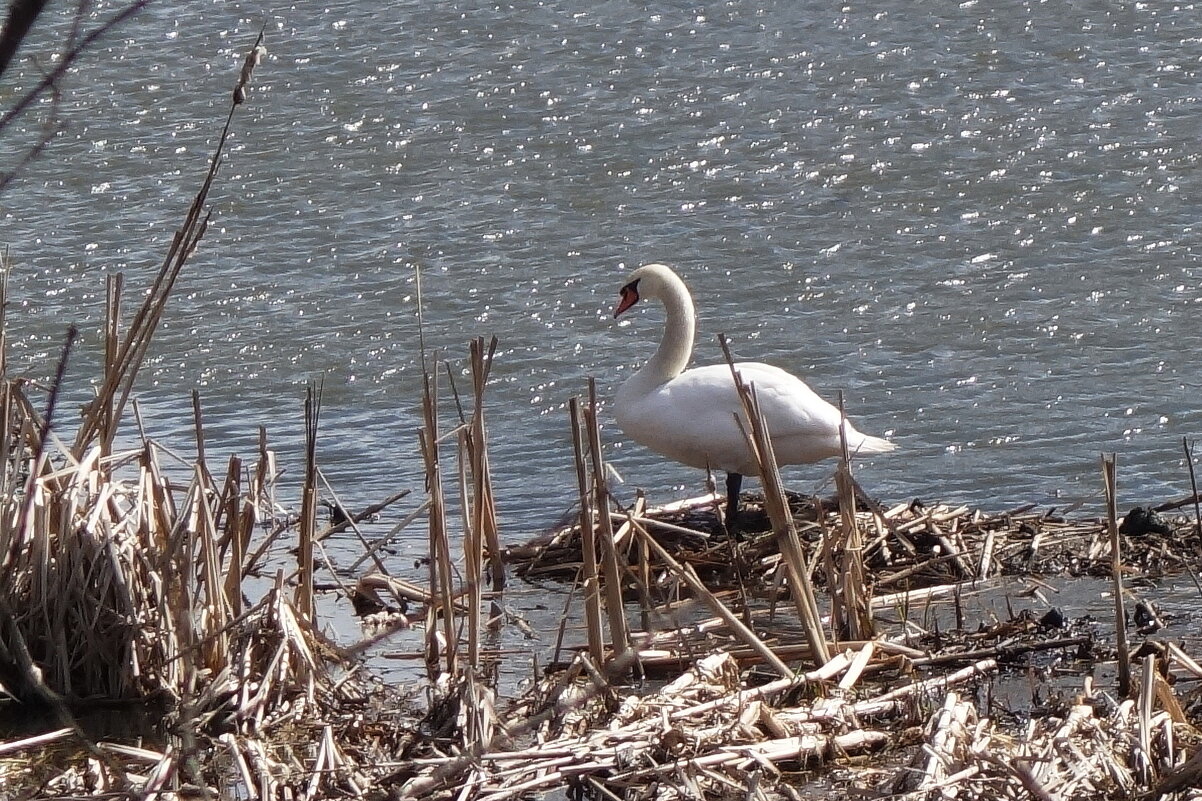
[4,30,1202,801]
[513,492,1202,593]
[392,348,1202,799]
[435,647,1202,800]
[6,290,1202,800]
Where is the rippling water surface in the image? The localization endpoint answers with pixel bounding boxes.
[4,2,1202,640]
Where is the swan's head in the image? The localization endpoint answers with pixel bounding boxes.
[613,263,685,318]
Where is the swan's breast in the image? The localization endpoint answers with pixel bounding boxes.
[615,370,756,474]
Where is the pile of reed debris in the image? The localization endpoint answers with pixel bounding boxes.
[513,490,1202,593]
[389,365,1202,799]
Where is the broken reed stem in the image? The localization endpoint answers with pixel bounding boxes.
[624,515,794,679]
[569,396,606,666]
[623,496,653,633]
[1137,652,1156,786]
[835,391,873,641]
[192,389,208,481]
[1185,437,1202,539]
[295,382,321,624]
[7,325,77,576]
[421,364,458,677]
[469,336,505,614]
[222,455,245,618]
[459,427,481,673]
[100,272,122,458]
[1103,453,1130,698]
[585,377,630,664]
[192,463,231,671]
[719,334,830,667]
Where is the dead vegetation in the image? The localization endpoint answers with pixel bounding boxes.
[390,346,1202,800]
[3,28,1202,801]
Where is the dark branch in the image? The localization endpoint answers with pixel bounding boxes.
[0,0,51,79]
[0,1,150,193]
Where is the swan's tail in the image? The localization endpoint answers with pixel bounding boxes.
[845,429,896,456]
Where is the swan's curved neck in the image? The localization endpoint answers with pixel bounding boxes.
[639,279,695,386]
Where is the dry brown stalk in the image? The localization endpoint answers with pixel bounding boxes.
[835,391,874,640]
[459,427,483,675]
[585,377,630,663]
[468,337,504,608]
[420,365,458,677]
[719,333,830,666]
[0,726,72,757]
[1103,453,1131,698]
[569,396,606,666]
[221,455,246,618]
[624,515,794,679]
[1185,437,1202,539]
[294,383,321,625]
[1137,652,1157,786]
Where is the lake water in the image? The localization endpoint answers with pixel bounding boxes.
[3,2,1201,663]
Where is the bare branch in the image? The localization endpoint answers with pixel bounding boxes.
[0,0,52,78]
[0,0,150,193]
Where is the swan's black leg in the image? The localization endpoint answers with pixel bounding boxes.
[724,472,743,537]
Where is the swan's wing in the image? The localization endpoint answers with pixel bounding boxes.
[736,363,894,458]
[616,362,849,474]
[722,363,842,430]
[724,363,861,461]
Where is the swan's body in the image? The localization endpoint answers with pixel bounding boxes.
[612,263,894,527]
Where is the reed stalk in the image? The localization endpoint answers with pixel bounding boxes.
[624,516,794,679]
[719,335,830,667]
[468,337,504,614]
[193,464,232,671]
[1185,437,1201,539]
[221,455,245,618]
[835,391,873,640]
[569,396,606,666]
[585,378,630,664]
[100,272,122,458]
[421,364,458,677]
[1103,452,1130,697]
[294,383,320,625]
[459,427,482,673]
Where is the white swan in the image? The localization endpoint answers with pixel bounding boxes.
[612,263,894,528]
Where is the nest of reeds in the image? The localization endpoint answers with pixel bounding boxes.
[511,491,1202,596]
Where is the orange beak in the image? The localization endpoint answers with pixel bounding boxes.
[614,281,640,318]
